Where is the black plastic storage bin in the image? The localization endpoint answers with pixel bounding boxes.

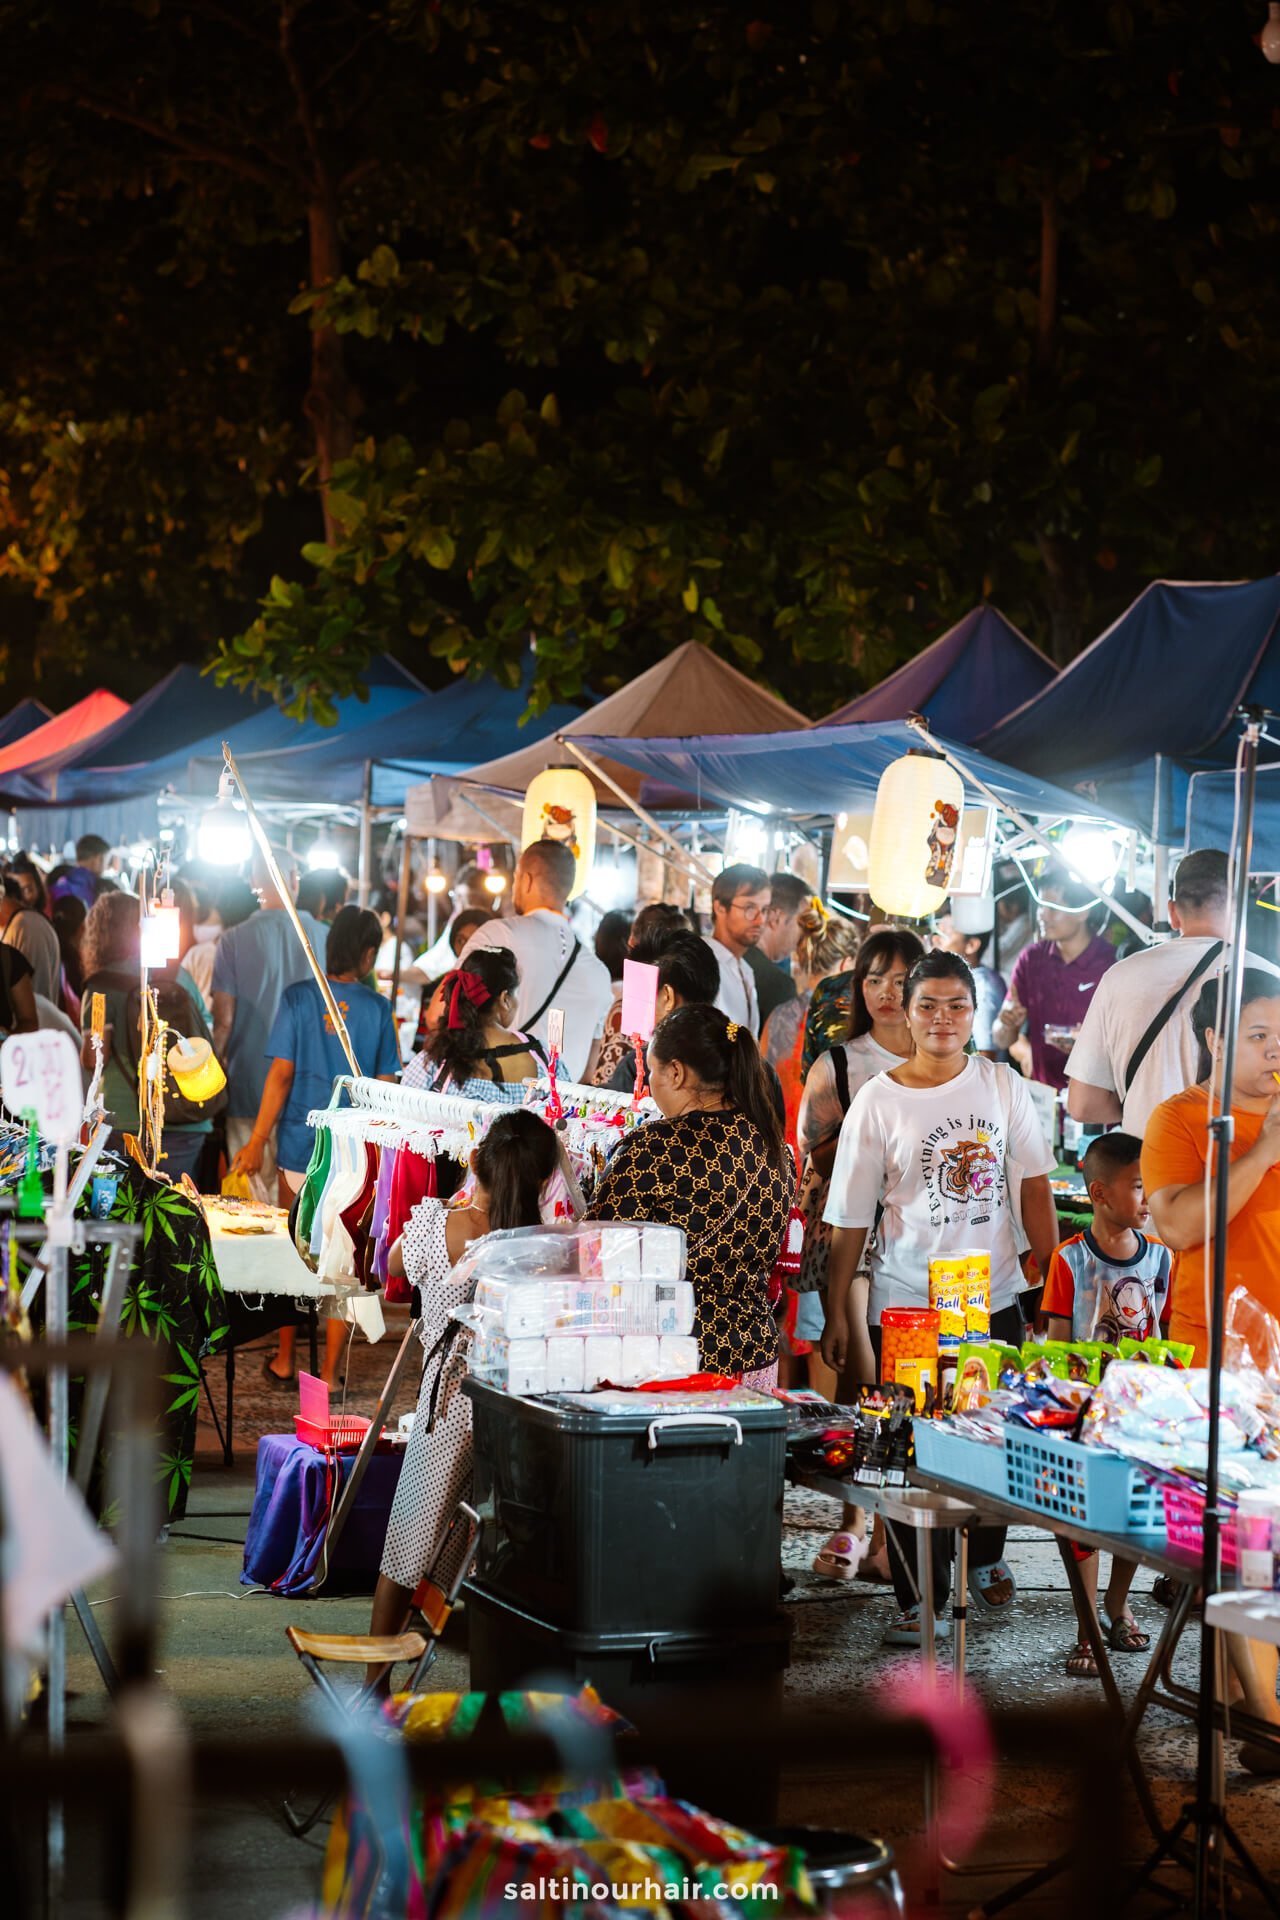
[467,1582,792,1826]
[464,1381,788,1635]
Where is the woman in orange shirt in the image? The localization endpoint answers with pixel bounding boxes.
[1144,968,1280,1772]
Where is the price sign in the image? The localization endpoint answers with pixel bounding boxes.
[546,1009,565,1058]
[620,959,660,1043]
[1,1030,83,1146]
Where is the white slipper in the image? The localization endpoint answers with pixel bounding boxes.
[812,1531,869,1580]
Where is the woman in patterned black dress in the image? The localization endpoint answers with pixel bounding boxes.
[367,1110,559,1670]
[590,1004,794,1388]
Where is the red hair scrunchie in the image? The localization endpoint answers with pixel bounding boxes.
[443,967,493,1030]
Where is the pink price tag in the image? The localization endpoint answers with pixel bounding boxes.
[620,958,660,1043]
[0,1031,82,1145]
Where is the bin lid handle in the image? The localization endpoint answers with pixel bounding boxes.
[646,1414,743,1449]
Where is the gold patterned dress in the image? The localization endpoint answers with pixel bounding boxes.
[588,1108,791,1376]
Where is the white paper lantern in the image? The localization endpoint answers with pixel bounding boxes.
[867,753,966,919]
[521,766,596,900]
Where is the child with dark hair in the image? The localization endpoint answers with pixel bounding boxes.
[370,1109,560,1675]
[1042,1131,1169,1677]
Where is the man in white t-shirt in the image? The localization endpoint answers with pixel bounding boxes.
[458,839,611,1082]
[705,863,771,1036]
[1066,848,1280,1138]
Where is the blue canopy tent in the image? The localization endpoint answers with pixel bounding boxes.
[568,718,1118,824]
[186,668,580,811]
[818,606,1055,740]
[7,656,426,847]
[0,698,54,752]
[975,578,1280,841]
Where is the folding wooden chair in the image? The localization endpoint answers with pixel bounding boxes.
[281,1500,481,1837]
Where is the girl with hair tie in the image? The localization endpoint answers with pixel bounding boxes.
[369,1109,560,1675]
[402,946,546,1101]
[589,1003,794,1388]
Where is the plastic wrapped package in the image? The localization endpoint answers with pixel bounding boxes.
[457,1221,698,1392]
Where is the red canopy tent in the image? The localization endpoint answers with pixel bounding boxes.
[0,689,128,778]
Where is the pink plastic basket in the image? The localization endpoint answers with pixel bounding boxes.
[294,1371,370,1452]
[1161,1483,1238,1572]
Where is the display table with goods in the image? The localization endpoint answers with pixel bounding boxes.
[198,1194,337,1465]
[794,1288,1280,1916]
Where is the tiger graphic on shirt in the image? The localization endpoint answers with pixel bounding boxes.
[920,1115,1007,1229]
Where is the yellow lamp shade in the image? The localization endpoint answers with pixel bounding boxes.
[867,753,966,919]
[168,1037,227,1105]
[521,765,596,900]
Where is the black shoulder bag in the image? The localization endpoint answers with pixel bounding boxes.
[1122,940,1223,1099]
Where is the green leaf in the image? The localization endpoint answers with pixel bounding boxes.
[301,541,336,570]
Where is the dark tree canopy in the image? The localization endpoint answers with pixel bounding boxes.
[3,1,1279,716]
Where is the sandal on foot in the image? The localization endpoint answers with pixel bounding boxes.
[1239,1740,1280,1777]
[1065,1641,1099,1679]
[1103,1609,1151,1653]
[968,1558,1017,1614]
[812,1531,869,1581]
[261,1360,294,1387]
[882,1604,951,1649]
[859,1554,894,1585]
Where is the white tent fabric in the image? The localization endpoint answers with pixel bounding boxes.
[404,642,807,838]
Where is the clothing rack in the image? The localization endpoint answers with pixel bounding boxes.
[307,1074,655,1166]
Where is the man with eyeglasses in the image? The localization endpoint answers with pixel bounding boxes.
[705,863,771,1036]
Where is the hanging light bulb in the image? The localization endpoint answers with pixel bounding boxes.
[424,865,449,896]
[307,837,341,870]
[521,765,597,900]
[483,870,508,895]
[197,772,252,867]
[1263,3,1280,62]
[867,752,966,919]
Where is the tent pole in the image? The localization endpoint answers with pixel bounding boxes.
[1152,751,1170,924]
[357,760,373,906]
[905,717,1155,949]
[222,743,361,1078]
[559,739,717,885]
[426,836,439,948]
[390,828,412,1018]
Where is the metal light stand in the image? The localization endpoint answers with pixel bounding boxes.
[1128,709,1280,1919]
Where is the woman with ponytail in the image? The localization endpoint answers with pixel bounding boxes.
[403,946,546,1099]
[589,1003,793,1388]
[369,1109,560,1666]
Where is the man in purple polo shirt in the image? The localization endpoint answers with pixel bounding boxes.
[991,875,1116,1088]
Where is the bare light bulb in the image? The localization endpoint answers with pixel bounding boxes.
[1264,2,1280,62]
[424,867,448,895]
[483,871,508,895]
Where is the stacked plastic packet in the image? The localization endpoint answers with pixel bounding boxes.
[455,1222,699,1393]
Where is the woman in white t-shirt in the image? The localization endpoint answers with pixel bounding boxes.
[796,927,923,1583]
[822,950,1058,1646]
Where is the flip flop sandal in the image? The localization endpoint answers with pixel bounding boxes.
[1065,1641,1099,1679]
[1103,1610,1151,1653]
[882,1604,951,1649]
[968,1559,1017,1613]
[812,1532,869,1581]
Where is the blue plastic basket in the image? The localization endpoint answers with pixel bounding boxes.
[1003,1427,1164,1534]
[912,1421,1007,1499]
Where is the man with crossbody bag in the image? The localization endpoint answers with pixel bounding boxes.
[1067,850,1280,1136]
[457,839,612,1083]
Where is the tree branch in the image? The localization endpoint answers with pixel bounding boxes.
[72,94,289,191]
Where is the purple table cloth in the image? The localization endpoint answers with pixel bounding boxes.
[242,1432,403,1596]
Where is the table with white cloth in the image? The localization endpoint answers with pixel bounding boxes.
[203,1201,337,1466]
